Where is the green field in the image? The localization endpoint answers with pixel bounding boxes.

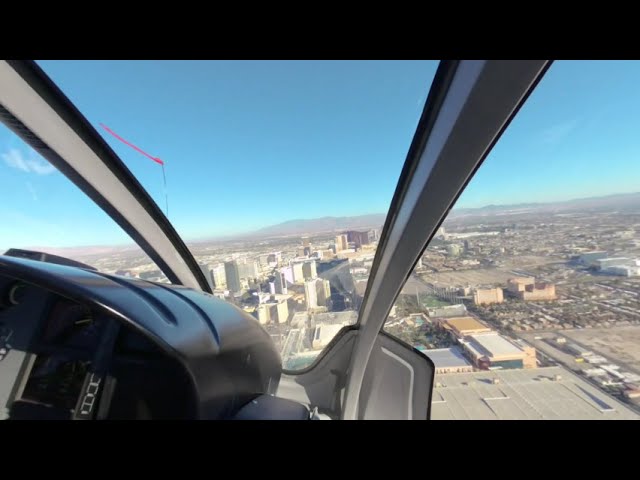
[420,295,451,308]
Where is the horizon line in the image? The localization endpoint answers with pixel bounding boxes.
[11,190,640,252]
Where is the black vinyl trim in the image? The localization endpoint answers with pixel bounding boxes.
[1,60,211,293]
[378,330,435,420]
[401,60,555,278]
[358,60,458,324]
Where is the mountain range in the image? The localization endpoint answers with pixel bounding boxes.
[245,192,640,236]
[250,213,387,237]
[449,191,640,217]
[19,192,640,255]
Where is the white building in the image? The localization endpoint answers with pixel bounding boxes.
[602,265,640,277]
[292,262,305,284]
[274,269,288,294]
[211,263,226,289]
[304,280,318,310]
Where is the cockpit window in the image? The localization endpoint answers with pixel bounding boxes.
[0,122,168,282]
[34,60,440,370]
[382,60,640,419]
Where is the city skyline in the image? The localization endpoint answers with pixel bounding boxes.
[7,189,640,252]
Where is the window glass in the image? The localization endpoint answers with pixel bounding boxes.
[383,60,640,419]
[0,122,168,282]
[36,60,440,370]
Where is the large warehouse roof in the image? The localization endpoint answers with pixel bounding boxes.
[445,316,490,334]
[430,367,638,420]
[465,332,525,359]
[426,347,472,369]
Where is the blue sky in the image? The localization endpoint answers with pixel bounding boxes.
[1,60,640,249]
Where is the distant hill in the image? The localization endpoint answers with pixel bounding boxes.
[450,192,640,217]
[249,192,640,237]
[250,213,387,237]
[14,192,640,253]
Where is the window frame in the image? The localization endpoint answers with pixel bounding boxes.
[0,60,211,292]
[341,59,552,419]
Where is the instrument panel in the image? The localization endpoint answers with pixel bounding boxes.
[0,255,283,420]
[0,281,107,419]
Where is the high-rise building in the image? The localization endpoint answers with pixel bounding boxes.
[301,236,310,247]
[273,298,289,324]
[275,270,288,294]
[253,304,271,325]
[268,281,276,294]
[281,266,294,285]
[292,262,305,283]
[304,280,318,310]
[321,249,335,259]
[346,231,370,248]
[316,278,331,308]
[267,252,281,267]
[335,234,348,252]
[302,260,317,280]
[507,277,556,301]
[211,263,227,289]
[224,261,242,293]
[237,258,258,280]
[198,264,214,291]
[473,287,504,305]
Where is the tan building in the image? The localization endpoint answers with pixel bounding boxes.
[291,262,305,284]
[247,297,289,325]
[461,332,537,370]
[508,277,556,301]
[443,316,492,338]
[473,287,504,305]
[273,298,289,324]
[316,278,331,307]
[248,305,270,325]
[304,280,318,310]
[335,234,348,252]
[302,261,317,280]
[321,249,336,259]
[210,263,227,289]
[507,277,535,293]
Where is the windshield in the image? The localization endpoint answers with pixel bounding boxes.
[383,60,640,419]
[6,60,440,369]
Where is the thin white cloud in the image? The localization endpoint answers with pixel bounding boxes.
[2,148,56,175]
[541,119,578,144]
[26,181,38,201]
